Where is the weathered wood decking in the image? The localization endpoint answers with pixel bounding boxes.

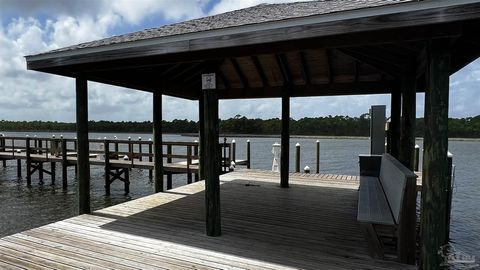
[0,170,414,269]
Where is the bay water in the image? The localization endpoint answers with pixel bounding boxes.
[0,131,478,265]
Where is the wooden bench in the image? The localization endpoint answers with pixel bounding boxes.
[357,154,417,264]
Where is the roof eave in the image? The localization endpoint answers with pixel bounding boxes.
[25,0,480,70]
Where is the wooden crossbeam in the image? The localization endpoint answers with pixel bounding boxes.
[217,81,395,99]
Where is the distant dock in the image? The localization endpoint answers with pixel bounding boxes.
[0,135,249,193]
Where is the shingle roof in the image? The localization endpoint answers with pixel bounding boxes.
[35,0,413,56]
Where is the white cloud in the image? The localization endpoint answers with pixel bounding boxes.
[0,0,209,122]
[209,0,314,15]
[0,0,479,123]
[110,0,208,24]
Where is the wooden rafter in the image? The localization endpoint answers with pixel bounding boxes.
[158,63,183,77]
[230,58,249,88]
[354,60,359,83]
[299,51,310,85]
[170,62,202,80]
[182,66,208,84]
[251,56,269,87]
[325,49,333,84]
[275,53,292,84]
[217,70,230,89]
[338,48,402,78]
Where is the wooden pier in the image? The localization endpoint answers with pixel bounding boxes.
[0,170,415,270]
[0,136,249,192]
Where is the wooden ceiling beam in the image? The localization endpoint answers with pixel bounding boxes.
[217,81,397,99]
[251,56,269,87]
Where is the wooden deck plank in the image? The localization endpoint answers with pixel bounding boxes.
[0,170,415,270]
[0,260,25,270]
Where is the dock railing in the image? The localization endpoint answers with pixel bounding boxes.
[0,135,250,193]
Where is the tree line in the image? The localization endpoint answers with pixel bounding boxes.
[1,115,479,138]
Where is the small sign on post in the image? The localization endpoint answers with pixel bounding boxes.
[202,73,216,90]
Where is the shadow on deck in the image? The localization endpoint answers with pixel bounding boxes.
[94,175,411,269]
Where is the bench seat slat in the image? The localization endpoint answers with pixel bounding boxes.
[357,176,395,226]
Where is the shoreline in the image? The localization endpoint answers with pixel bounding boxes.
[179,133,480,141]
[2,131,479,141]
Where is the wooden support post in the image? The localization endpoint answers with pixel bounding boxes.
[167,145,172,163]
[104,140,111,196]
[17,159,21,178]
[203,73,221,237]
[281,84,290,188]
[124,168,130,194]
[231,140,236,164]
[148,141,153,179]
[50,162,55,185]
[390,88,402,159]
[246,140,251,169]
[187,146,192,184]
[316,140,320,173]
[38,162,44,183]
[223,138,227,172]
[1,134,5,168]
[194,143,199,182]
[420,40,451,270]
[414,145,420,172]
[73,139,78,175]
[26,137,31,186]
[295,143,300,173]
[166,173,172,189]
[61,138,68,189]
[153,91,164,193]
[138,137,142,161]
[167,144,172,188]
[128,137,133,168]
[38,140,43,155]
[167,173,172,190]
[399,74,416,170]
[76,77,91,214]
[446,152,453,241]
[199,97,205,180]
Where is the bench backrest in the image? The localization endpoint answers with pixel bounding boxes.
[379,154,417,224]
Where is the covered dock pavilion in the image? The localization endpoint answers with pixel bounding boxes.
[20,0,480,269]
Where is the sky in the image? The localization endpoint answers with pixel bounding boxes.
[0,0,479,122]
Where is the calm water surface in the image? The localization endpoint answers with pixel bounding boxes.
[0,132,478,265]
